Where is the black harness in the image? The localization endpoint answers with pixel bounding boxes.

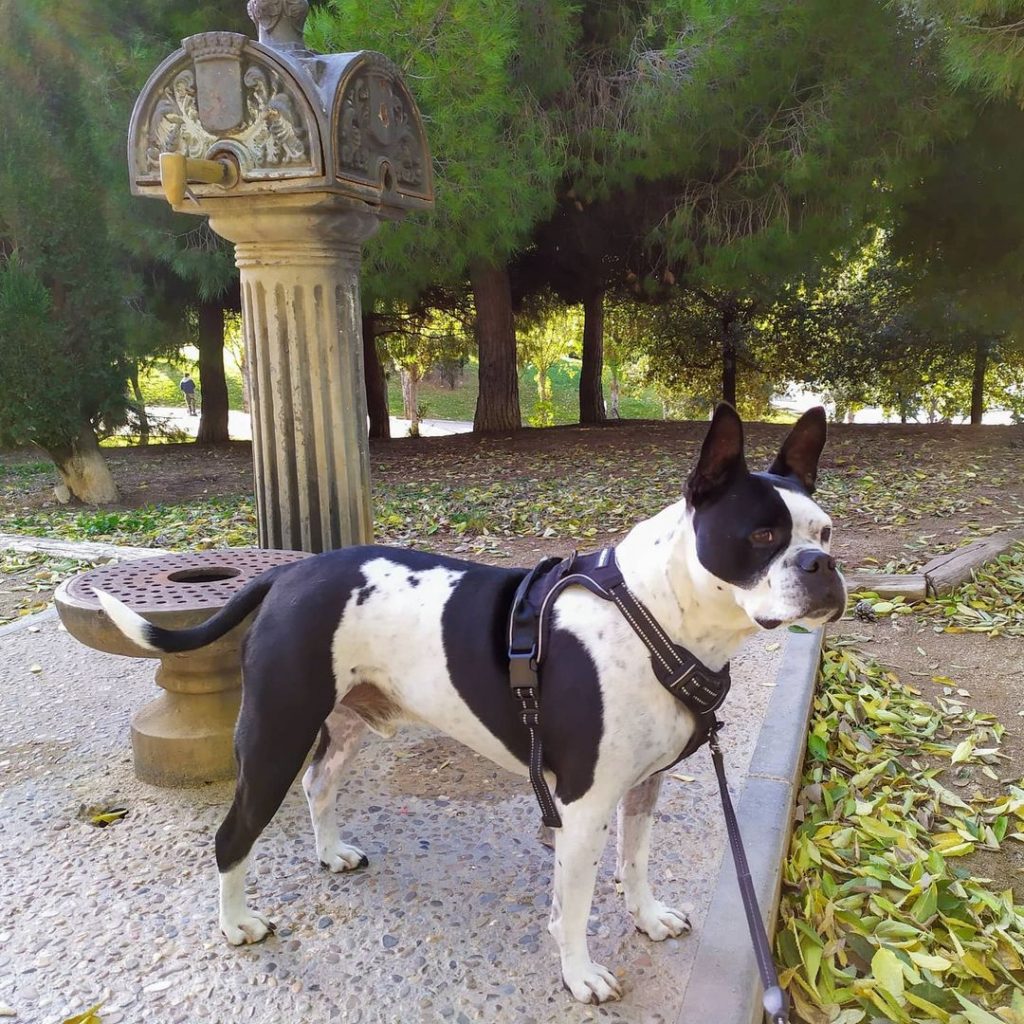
[508,546,730,825]
[506,546,788,1024]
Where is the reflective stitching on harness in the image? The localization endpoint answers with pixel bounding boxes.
[612,595,674,674]
[627,591,680,661]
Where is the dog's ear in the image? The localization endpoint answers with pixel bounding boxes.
[686,403,746,506]
[768,406,827,493]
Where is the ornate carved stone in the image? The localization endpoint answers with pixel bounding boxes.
[129,25,432,210]
[136,46,317,181]
[183,32,247,133]
[335,55,429,198]
[246,0,309,50]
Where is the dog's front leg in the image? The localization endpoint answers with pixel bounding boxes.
[615,775,691,940]
[548,800,622,1004]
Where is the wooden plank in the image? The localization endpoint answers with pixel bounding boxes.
[0,532,167,564]
[922,529,1024,596]
[845,571,927,600]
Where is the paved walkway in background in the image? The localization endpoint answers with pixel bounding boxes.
[0,603,789,1024]
[148,406,473,441]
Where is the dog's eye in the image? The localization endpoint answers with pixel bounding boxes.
[750,528,776,546]
[821,526,832,544]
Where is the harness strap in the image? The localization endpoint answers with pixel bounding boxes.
[709,726,790,1024]
[508,557,563,828]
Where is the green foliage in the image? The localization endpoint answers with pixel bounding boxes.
[307,0,566,305]
[904,0,1024,105]
[383,359,665,424]
[561,1,948,291]
[779,640,1024,1023]
[517,298,581,426]
[799,234,1023,422]
[0,3,128,453]
[892,102,1024,329]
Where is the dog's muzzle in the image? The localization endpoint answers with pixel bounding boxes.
[794,547,846,623]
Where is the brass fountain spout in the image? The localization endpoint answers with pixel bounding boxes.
[159,153,238,206]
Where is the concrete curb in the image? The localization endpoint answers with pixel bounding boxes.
[676,626,824,1024]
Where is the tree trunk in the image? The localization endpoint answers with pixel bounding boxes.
[362,312,391,440]
[46,421,118,504]
[970,337,989,425]
[196,301,230,443]
[400,367,421,436]
[470,261,520,433]
[579,288,606,424]
[608,366,621,418]
[721,317,738,408]
[128,363,150,446]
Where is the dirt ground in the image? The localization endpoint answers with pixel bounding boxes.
[4,420,1023,564]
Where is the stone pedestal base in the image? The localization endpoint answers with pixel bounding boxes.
[53,549,310,788]
[131,688,241,786]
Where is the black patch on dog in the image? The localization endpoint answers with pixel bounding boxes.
[440,565,604,806]
[356,585,376,606]
[690,472,793,588]
[407,575,420,587]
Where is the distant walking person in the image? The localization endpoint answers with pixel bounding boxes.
[180,373,197,416]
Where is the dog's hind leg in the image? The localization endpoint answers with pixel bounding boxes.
[216,684,329,945]
[615,775,690,940]
[548,796,623,1004]
[302,705,369,872]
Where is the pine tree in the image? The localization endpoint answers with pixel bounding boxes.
[307,0,570,432]
[0,0,128,502]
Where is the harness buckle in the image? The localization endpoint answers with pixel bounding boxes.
[508,649,538,690]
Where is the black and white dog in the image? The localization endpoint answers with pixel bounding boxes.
[97,404,845,1004]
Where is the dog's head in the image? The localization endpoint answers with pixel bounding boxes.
[683,404,846,630]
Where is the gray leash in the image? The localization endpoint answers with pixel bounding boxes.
[709,725,789,1024]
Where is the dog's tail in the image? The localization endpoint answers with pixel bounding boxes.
[94,567,284,654]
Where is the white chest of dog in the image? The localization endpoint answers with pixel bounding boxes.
[97,404,845,1004]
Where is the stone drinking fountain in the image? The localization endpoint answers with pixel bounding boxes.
[55,0,433,785]
[129,0,433,553]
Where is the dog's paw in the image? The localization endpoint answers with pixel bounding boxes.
[220,910,274,946]
[562,961,623,1004]
[633,901,691,941]
[319,842,369,873]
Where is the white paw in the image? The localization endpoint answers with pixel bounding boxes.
[319,842,369,873]
[633,901,691,941]
[562,960,623,1004]
[220,910,274,945]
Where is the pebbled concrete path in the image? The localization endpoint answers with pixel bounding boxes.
[0,606,809,1024]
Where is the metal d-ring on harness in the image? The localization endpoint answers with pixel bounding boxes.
[507,546,789,1024]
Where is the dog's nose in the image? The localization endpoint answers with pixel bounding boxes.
[796,548,836,574]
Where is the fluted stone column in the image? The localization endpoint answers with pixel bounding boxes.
[206,197,379,551]
[127,2,434,555]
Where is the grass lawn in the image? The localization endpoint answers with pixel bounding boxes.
[389,358,666,424]
[139,360,246,412]
[141,356,666,423]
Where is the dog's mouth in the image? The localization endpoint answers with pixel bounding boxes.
[756,601,845,631]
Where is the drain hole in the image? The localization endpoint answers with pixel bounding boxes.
[166,568,241,583]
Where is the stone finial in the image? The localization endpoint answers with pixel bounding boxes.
[246,0,309,50]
